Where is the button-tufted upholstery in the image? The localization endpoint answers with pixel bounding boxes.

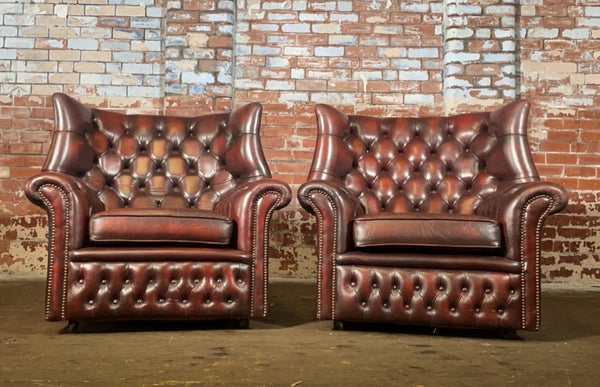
[26,93,292,326]
[298,101,568,332]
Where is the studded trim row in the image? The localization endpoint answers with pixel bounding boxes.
[304,189,338,320]
[520,194,555,330]
[38,184,71,320]
[250,189,284,318]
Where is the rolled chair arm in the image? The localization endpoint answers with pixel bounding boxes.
[298,180,362,320]
[477,181,568,330]
[477,181,568,261]
[24,172,98,321]
[215,178,291,318]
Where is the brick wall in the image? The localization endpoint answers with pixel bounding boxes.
[1,0,599,284]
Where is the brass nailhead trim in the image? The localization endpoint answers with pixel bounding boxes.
[38,184,70,320]
[304,189,338,320]
[250,190,284,318]
[520,194,555,330]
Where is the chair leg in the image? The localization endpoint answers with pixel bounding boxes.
[333,320,344,330]
[238,318,250,329]
[67,320,79,332]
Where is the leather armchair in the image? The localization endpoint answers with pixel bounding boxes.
[26,93,291,327]
[298,100,568,331]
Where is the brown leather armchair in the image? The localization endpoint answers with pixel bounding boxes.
[26,93,291,327]
[298,100,568,332]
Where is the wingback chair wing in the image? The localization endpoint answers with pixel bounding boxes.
[298,100,568,331]
[26,93,291,326]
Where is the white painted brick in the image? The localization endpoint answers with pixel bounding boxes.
[68,38,99,50]
[17,72,48,84]
[299,13,327,22]
[476,29,491,38]
[266,57,291,67]
[485,5,515,15]
[313,23,341,34]
[236,79,263,89]
[502,41,516,51]
[585,6,600,17]
[391,59,421,70]
[263,1,291,10]
[445,28,474,39]
[282,23,310,33]
[494,29,515,39]
[528,28,559,38]
[128,86,162,98]
[563,28,591,40]
[329,35,357,45]
[0,26,18,37]
[401,3,428,12]
[445,77,473,88]
[444,52,480,63]
[284,46,312,56]
[408,47,438,59]
[330,13,358,22]
[267,12,296,21]
[4,38,34,49]
[578,17,600,28]
[292,1,307,11]
[374,25,403,35]
[445,40,464,52]
[482,53,515,63]
[291,68,305,79]
[404,94,434,105]
[383,70,398,81]
[266,80,295,90]
[252,24,279,32]
[399,71,429,81]
[80,73,112,84]
[444,64,462,76]
[279,92,309,102]
[311,1,336,11]
[352,71,382,81]
[181,72,215,84]
[338,1,352,11]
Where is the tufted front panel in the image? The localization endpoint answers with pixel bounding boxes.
[66,262,250,320]
[335,265,521,329]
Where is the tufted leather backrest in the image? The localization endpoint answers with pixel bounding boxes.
[310,101,539,215]
[43,93,271,211]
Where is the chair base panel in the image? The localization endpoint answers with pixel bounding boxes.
[332,265,524,330]
[59,261,253,321]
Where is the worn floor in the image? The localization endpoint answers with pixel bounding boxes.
[1,277,599,386]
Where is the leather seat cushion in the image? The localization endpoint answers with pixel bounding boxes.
[353,212,501,250]
[90,208,233,245]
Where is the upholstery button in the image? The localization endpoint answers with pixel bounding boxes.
[450,307,456,313]
[372,283,378,289]
[182,298,188,303]
[112,299,118,304]
[137,298,143,304]
[462,287,468,292]
[361,301,367,307]
[509,289,515,294]
[101,279,107,285]
[158,298,165,303]
[194,278,200,284]
[78,278,84,284]
[88,300,94,305]
[498,308,504,314]
[227,298,233,304]
[475,307,480,313]
[485,288,491,294]
[171,279,177,285]
[414,285,421,291]
[426,305,432,311]
[392,285,397,290]
[216,278,223,283]
[405,304,410,309]
[383,303,388,308]
[438,286,444,291]
[350,281,356,287]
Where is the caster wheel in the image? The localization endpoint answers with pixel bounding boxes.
[333,320,344,330]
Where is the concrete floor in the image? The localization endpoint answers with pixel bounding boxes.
[1,278,599,386]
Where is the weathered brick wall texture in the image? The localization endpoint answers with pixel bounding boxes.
[1,0,599,284]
